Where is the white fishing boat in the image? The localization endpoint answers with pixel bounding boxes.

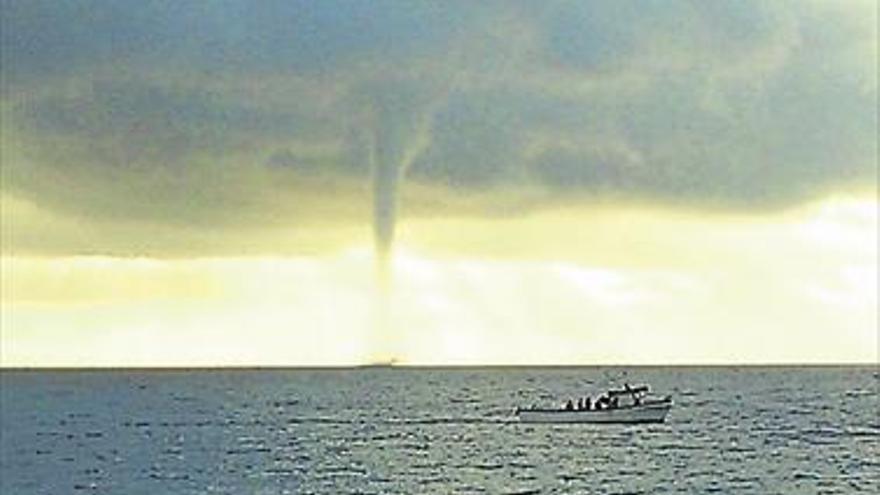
[516,384,672,424]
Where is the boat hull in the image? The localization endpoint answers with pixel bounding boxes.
[517,400,672,424]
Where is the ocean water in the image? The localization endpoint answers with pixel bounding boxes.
[1,366,877,494]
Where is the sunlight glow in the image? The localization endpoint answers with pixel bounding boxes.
[1,197,876,366]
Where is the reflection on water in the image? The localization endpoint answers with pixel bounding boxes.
[1,367,877,493]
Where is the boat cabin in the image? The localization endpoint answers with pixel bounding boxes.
[591,384,651,409]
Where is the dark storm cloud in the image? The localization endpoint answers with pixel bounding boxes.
[14,80,338,164]
[0,0,478,83]
[1,0,876,254]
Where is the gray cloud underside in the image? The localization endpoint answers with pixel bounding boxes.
[1,0,876,239]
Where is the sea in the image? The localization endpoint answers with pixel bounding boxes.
[1,366,877,494]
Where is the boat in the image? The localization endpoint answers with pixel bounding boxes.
[516,384,672,424]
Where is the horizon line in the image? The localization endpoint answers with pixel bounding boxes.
[1,362,877,372]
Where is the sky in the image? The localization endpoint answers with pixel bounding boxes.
[0,0,877,366]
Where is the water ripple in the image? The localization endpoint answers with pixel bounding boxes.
[2,367,877,494]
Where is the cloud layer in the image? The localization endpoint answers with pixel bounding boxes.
[2,0,876,255]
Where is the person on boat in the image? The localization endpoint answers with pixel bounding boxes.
[577,398,583,410]
[584,397,591,410]
[565,399,574,411]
